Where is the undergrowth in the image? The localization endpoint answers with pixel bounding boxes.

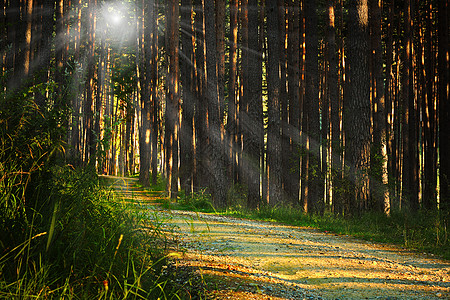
[163,182,449,260]
[0,84,203,299]
[224,205,450,260]
[0,165,204,299]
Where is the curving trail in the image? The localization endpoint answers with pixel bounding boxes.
[107,176,450,299]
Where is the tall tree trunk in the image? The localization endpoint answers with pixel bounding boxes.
[180,0,195,194]
[84,0,96,165]
[327,0,342,215]
[166,0,180,199]
[240,0,249,188]
[385,0,396,211]
[344,0,371,215]
[216,0,225,121]
[304,0,323,214]
[227,0,239,185]
[139,0,152,186]
[244,0,262,209]
[151,0,159,185]
[401,0,419,211]
[204,0,227,207]
[369,0,389,213]
[286,0,301,206]
[266,0,282,206]
[438,0,450,211]
[422,1,438,210]
[194,0,207,193]
[279,0,289,204]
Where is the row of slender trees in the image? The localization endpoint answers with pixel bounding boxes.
[1,0,449,216]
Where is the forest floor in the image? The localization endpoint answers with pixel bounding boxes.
[107,176,450,299]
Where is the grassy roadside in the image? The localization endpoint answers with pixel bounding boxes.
[154,183,449,261]
[0,167,205,299]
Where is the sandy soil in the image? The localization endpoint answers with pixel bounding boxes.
[165,211,450,299]
[108,176,450,299]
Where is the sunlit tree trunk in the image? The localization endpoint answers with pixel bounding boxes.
[227,0,239,184]
[421,1,438,210]
[266,0,282,206]
[22,0,32,78]
[166,0,180,199]
[369,0,389,213]
[150,0,159,185]
[55,0,67,105]
[194,0,206,192]
[84,0,97,165]
[138,0,151,186]
[204,0,227,207]
[327,0,342,215]
[180,0,195,194]
[385,0,396,210]
[69,0,83,165]
[216,0,225,121]
[344,0,371,215]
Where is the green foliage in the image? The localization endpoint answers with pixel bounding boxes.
[226,184,248,211]
[223,204,450,260]
[1,166,199,299]
[171,189,215,213]
[0,80,201,299]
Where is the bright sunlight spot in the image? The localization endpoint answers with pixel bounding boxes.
[96,1,136,47]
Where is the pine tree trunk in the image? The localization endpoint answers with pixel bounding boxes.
[227,0,239,185]
[401,0,419,211]
[327,0,342,215]
[139,0,151,186]
[180,0,195,194]
[245,0,262,209]
[166,0,180,199]
[438,0,450,211]
[287,0,301,206]
[204,0,227,207]
[369,0,389,213]
[344,0,371,215]
[266,0,282,206]
[304,0,323,214]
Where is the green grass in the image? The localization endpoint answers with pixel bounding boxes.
[155,180,449,260]
[124,176,449,260]
[223,205,450,260]
[0,166,206,299]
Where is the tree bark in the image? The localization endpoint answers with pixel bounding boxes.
[166,0,180,199]
[204,0,227,207]
[401,0,419,212]
[438,0,450,211]
[369,0,389,213]
[344,0,371,215]
[266,0,282,206]
[180,0,195,194]
[304,0,323,214]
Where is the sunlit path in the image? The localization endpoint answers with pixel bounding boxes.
[110,177,450,300]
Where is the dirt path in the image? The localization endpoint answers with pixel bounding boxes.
[107,176,450,299]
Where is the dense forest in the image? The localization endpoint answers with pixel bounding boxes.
[1,0,449,297]
[1,0,449,216]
